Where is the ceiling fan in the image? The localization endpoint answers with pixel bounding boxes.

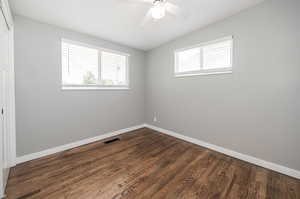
[119,0,183,26]
[150,0,179,19]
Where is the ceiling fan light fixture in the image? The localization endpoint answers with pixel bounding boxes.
[151,1,166,19]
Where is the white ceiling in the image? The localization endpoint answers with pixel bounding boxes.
[9,0,265,51]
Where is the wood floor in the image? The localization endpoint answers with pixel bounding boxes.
[5,128,300,199]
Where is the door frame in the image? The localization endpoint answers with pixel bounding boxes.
[0,0,16,197]
[0,0,16,168]
[1,29,16,168]
[0,69,5,199]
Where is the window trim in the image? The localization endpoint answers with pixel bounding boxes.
[174,36,233,77]
[61,38,130,90]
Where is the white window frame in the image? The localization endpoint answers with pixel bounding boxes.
[174,36,233,77]
[61,39,130,90]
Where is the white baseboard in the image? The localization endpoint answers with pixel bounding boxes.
[16,123,300,180]
[144,124,300,180]
[16,124,145,164]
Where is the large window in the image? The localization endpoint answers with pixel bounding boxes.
[62,39,129,89]
[175,36,233,77]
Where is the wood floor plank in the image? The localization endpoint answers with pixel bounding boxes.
[5,128,300,199]
[166,153,222,199]
[17,132,176,199]
[120,146,207,199]
[91,143,190,198]
[59,139,180,199]
[7,130,163,198]
[11,128,152,177]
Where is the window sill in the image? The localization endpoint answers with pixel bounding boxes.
[175,70,232,77]
[61,86,130,91]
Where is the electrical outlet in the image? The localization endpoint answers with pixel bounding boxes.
[153,112,158,122]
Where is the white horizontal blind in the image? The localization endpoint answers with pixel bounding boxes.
[101,51,127,86]
[203,40,232,69]
[176,48,201,73]
[61,42,69,84]
[62,42,98,85]
[175,37,233,76]
[61,39,129,88]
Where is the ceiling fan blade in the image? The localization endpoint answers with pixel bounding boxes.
[115,0,152,5]
[165,2,181,16]
[141,8,153,27]
[166,2,190,20]
[167,0,182,2]
[140,0,153,4]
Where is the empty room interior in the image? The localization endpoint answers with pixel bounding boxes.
[1,0,300,198]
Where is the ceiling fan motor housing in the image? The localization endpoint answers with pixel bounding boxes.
[151,0,166,19]
[153,0,165,5]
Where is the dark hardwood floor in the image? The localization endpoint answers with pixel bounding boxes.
[5,128,300,199]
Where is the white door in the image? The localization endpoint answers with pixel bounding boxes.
[0,4,9,196]
[0,69,4,197]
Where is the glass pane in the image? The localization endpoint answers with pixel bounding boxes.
[101,51,127,86]
[203,40,232,69]
[62,42,98,85]
[177,48,201,73]
[62,42,69,84]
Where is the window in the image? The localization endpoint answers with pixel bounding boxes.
[62,39,129,90]
[175,36,233,77]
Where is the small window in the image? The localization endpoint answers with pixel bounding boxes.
[62,39,129,90]
[175,36,233,77]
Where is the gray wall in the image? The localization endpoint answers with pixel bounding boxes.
[15,16,146,156]
[145,0,300,170]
